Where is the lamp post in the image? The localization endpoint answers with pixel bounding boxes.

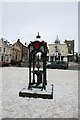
[55,44,58,61]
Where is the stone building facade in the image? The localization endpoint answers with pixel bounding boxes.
[64,39,74,62]
[48,43,68,62]
[12,44,22,62]
[12,39,28,62]
[0,38,12,63]
[48,36,75,62]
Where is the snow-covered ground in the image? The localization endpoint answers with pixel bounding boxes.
[0,67,78,118]
[0,68,2,119]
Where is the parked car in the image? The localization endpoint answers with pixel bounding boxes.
[0,61,10,67]
[10,60,22,67]
[46,61,68,69]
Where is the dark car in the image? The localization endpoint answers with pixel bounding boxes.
[46,61,68,69]
[10,60,22,67]
[0,61,10,67]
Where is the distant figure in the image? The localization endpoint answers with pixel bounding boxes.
[18,60,22,67]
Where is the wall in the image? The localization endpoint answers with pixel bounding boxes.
[48,44,68,57]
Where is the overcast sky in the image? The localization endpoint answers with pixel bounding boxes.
[0,2,78,52]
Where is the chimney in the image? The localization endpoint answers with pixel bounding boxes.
[17,39,20,42]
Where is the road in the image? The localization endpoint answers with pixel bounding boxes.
[19,61,80,71]
[68,62,80,71]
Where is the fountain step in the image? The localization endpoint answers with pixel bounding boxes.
[19,84,53,99]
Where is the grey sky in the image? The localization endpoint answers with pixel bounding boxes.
[1,2,78,52]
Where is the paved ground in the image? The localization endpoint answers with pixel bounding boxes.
[1,62,80,71]
[1,67,78,118]
[68,62,80,71]
[20,62,80,71]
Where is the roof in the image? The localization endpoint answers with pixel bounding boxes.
[13,39,28,48]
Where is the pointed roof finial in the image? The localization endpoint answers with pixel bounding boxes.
[56,35,59,40]
[36,32,41,39]
[55,35,60,44]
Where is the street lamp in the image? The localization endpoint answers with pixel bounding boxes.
[55,44,58,61]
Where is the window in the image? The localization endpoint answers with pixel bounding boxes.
[69,50,71,54]
[0,47,1,52]
[4,48,5,53]
[1,56,3,61]
[16,55,17,60]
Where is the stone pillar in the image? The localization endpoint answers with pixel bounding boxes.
[60,56,61,61]
[49,56,50,62]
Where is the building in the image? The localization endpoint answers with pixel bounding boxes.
[48,36,68,62]
[78,55,80,63]
[64,39,74,62]
[0,38,12,63]
[12,39,28,62]
[12,44,22,62]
